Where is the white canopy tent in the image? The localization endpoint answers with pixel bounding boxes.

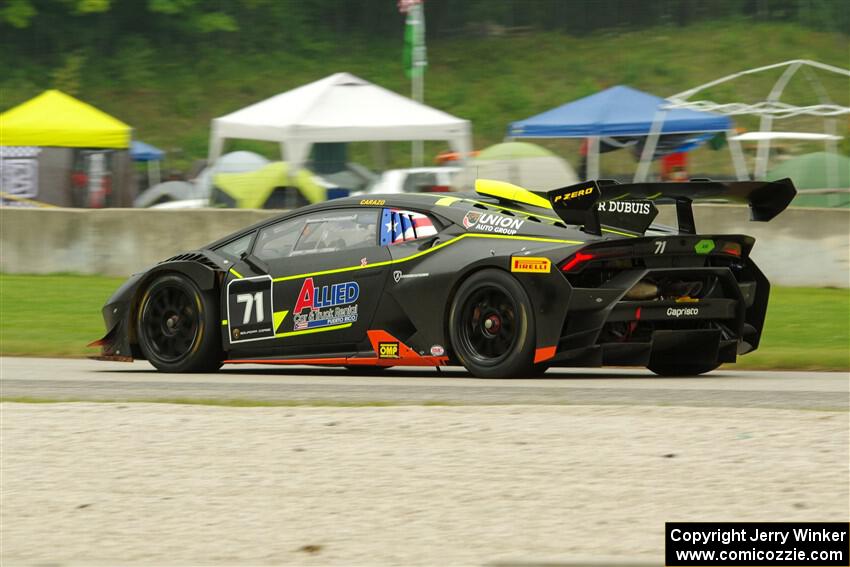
[208,72,472,172]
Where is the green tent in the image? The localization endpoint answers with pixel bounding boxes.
[767,152,850,208]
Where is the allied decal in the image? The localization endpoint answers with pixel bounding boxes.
[378,342,400,359]
[227,276,275,343]
[462,211,524,235]
[293,277,359,331]
[510,257,551,274]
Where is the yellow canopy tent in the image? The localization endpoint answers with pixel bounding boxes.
[0,90,130,148]
[1,90,135,207]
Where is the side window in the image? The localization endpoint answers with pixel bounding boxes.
[380,209,438,245]
[254,217,306,261]
[254,209,380,261]
[215,233,254,261]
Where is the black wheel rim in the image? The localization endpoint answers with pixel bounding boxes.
[141,284,200,363]
[458,284,519,366]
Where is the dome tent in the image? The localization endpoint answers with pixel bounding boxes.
[456,141,578,191]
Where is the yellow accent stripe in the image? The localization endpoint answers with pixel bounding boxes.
[647,192,662,200]
[435,196,461,206]
[273,310,288,332]
[229,268,243,278]
[271,233,583,283]
[221,319,228,325]
[275,322,351,338]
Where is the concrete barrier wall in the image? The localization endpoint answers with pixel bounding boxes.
[1,206,848,287]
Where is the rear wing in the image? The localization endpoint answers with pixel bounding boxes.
[543,178,797,235]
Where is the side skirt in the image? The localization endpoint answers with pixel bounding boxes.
[224,330,449,367]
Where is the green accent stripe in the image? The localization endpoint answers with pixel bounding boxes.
[229,268,243,278]
[275,322,351,338]
[271,233,583,283]
[221,319,228,325]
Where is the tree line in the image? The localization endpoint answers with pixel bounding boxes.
[2,0,847,64]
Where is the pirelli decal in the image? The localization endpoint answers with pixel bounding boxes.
[511,256,551,274]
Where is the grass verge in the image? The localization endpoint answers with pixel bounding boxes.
[1,274,848,370]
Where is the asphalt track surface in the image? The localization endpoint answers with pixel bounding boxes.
[1,357,847,410]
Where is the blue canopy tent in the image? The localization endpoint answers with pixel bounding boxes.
[130,140,164,187]
[130,140,164,162]
[508,85,747,181]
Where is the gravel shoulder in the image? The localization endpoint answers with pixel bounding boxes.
[2,402,848,566]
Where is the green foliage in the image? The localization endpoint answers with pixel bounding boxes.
[75,0,112,14]
[111,36,156,85]
[1,0,36,28]
[50,51,86,96]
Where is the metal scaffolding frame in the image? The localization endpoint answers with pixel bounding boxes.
[635,60,850,183]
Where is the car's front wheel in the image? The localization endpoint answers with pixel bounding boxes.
[136,273,222,373]
[449,269,535,378]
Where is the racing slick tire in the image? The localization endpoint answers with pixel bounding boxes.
[136,273,223,373]
[449,269,535,378]
[647,362,720,376]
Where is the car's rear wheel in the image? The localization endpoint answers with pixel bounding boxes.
[647,362,720,376]
[449,269,535,378]
[137,274,222,373]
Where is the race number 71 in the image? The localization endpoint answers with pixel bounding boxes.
[237,292,265,324]
[654,241,667,255]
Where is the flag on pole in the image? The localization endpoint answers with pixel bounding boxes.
[400,0,426,79]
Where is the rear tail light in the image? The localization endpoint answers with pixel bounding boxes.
[424,185,451,192]
[720,242,742,257]
[561,252,595,272]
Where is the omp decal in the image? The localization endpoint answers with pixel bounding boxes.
[430,345,445,356]
[224,330,449,367]
[229,268,244,278]
[510,257,551,274]
[378,342,400,359]
[667,307,700,318]
[434,196,461,206]
[462,212,524,235]
[551,186,595,203]
[271,233,584,283]
[534,346,557,363]
[360,199,385,206]
[292,278,359,331]
[364,330,447,367]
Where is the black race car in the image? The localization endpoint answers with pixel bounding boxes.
[92,178,796,378]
